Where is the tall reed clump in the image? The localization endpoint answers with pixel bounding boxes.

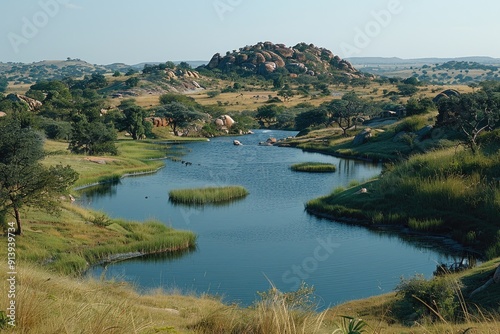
[169,186,249,205]
[191,283,328,334]
[291,162,336,173]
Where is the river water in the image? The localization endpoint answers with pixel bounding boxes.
[80,130,462,308]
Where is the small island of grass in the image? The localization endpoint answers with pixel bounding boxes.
[169,186,249,205]
[291,162,337,173]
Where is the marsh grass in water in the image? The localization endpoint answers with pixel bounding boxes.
[169,186,249,205]
[291,162,337,173]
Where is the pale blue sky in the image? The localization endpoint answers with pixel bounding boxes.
[1,0,499,64]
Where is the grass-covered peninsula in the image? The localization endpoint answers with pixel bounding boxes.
[305,132,500,259]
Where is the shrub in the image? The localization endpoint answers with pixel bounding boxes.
[394,116,427,133]
[396,274,463,322]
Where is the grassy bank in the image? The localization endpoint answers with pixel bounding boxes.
[291,162,336,173]
[43,139,168,188]
[306,145,500,258]
[8,204,196,276]
[169,186,249,205]
[2,259,500,333]
[282,114,445,162]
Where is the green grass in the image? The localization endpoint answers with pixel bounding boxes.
[43,139,167,187]
[169,186,249,205]
[305,146,500,258]
[290,162,336,173]
[10,204,197,276]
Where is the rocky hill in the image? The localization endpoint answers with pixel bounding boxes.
[205,41,361,78]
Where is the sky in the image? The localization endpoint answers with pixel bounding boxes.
[1,0,500,65]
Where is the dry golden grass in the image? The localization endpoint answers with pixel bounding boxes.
[134,94,161,108]
[5,83,31,95]
[0,265,225,334]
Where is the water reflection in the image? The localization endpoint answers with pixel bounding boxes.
[81,130,475,307]
[79,179,121,198]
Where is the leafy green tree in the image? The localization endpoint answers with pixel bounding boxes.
[125,76,140,88]
[118,100,152,140]
[406,96,435,116]
[273,75,284,89]
[125,68,137,76]
[397,83,419,96]
[255,105,285,126]
[87,73,108,89]
[295,108,329,130]
[328,92,366,136]
[0,116,78,234]
[159,93,201,109]
[0,75,8,92]
[164,61,176,69]
[437,89,500,153]
[275,110,296,129]
[156,102,207,135]
[178,62,192,70]
[69,116,117,155]
[112,71,121,77]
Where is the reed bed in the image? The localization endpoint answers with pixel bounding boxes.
[291,162,336,173]
[169,186,249,205]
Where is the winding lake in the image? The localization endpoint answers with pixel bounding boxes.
[81,130,464,308]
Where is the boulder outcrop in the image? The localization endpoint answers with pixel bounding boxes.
[7,94,43,111]
[214,115,236,129]
[205,41,361,78]
[353,128,372,145]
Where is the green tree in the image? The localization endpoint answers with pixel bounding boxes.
[69,116,117,155]
[328,92,366,136]
[295,108,329,130]
[159,93,201,109]
[112,71,122,77]
[156,102,207,135]
[437,90,500,153]
[397,83,419,96]
[0,116,78,234]
[125,76,140,88]
[178,62,192,70]
[118,101,152,140]
[405,96,435,116]
[0,75,8,92]
[255,105,285,127]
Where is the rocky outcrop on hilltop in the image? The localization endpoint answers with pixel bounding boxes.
[206,41,360,78]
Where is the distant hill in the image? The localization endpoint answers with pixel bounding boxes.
[0,59,136,84]
[0,59,207,85]
[204,41,361,78]
[348,56,500,65]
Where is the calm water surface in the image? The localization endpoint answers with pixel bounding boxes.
[81,130,462,308]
